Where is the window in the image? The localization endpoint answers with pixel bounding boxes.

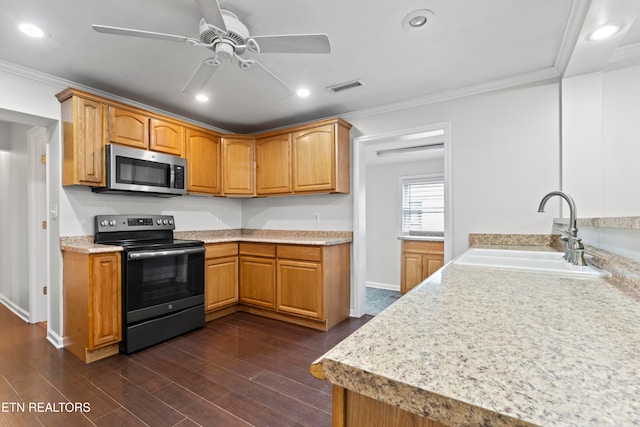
[401,176,444,234]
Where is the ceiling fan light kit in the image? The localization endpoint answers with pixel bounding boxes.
[92,0,331,99]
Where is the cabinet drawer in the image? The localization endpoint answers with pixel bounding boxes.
[402,240,444,254]
[206,243,238,259]
[239,242,276,257]
[277,245,323,262]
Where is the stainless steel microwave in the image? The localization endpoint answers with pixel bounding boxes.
[92,144,187,197]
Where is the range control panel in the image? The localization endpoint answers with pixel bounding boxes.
[95,214,175,233]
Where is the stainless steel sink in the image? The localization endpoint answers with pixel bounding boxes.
[453,248,609,277]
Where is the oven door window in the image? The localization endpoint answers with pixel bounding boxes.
[125,250,204,312]
[116,156,170,188]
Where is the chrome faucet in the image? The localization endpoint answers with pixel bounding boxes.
[537,191,587,266]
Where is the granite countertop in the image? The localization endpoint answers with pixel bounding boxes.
[398,235,445,242]
[313,246,640,426]
[60,229,352,254]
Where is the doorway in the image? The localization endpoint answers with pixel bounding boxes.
[352,123,453,318]
[0,117,51,325]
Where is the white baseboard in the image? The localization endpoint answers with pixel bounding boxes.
[47,330,65,349]
[0,295,30,323]
[366,281,400,292]
[1,294,64,349]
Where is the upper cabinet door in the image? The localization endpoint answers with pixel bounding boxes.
[150,118,184,156]
[186,128,221,195]
[292,124,336,192]
[61,95,104,186]
[256,133,292,195]
[222,136,255,196]
[107,106,149,149]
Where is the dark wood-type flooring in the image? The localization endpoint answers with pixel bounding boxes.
[0,305,371,426]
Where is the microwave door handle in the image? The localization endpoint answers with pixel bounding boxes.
[128,247,205,260]
[169,166,175,189]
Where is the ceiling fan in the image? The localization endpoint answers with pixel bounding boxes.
[92,0,331,98]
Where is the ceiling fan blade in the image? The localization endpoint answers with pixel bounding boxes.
[251,34,331,54]
[182,59,220,94]
[92,25,192,44]
[194,0,227,33]
[244,60,294,99]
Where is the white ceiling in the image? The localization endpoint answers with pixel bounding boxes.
[1,0,639,134]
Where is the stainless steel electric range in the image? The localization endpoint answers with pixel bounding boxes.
[94,214,205,354]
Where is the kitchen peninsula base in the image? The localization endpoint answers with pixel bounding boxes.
[332,386,448,427]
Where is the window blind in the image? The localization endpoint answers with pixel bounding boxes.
[401,177,444,233]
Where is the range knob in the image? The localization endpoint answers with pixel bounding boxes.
[100,220,108,226]
[162,219,168,225]
[109,220,116,226]
[157,219,162,225]
[168,219,174,225]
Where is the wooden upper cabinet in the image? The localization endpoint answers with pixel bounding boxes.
[186,128,221,195]
[222,136,255,196]
[56,88,352,197]
[107,106,149,149]
[291,119,351,194]
[60,94,105,186]
[256,133,292,195]
[150,117,184,156]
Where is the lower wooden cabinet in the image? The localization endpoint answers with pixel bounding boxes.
[277,260,322,318]
[63,250,122,363]
[205,243,238,311]
[205,241,351,331]
[239,243,277,308]
[401,240,444,294]
[276,243,350,329]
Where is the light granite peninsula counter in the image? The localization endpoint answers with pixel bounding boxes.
[311,239,640,427]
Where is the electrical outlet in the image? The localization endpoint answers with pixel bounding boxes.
[313,213,320,223]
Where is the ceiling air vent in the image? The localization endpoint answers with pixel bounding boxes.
[326,79,365,93]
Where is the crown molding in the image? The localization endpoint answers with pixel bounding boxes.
[341,66,561,122]
[0,59,229,133]
[554,0,592,75]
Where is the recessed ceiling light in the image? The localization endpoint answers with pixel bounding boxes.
[402,9,434,31]
[587,24,622,41]
[296,88,310,97]
[19,23,45,38]
[195,94,209,102]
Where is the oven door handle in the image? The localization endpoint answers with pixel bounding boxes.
[127,246,205,260]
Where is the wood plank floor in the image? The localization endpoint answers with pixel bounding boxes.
[0,305,372,426]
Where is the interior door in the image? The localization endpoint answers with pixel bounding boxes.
[28,126,48,323]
